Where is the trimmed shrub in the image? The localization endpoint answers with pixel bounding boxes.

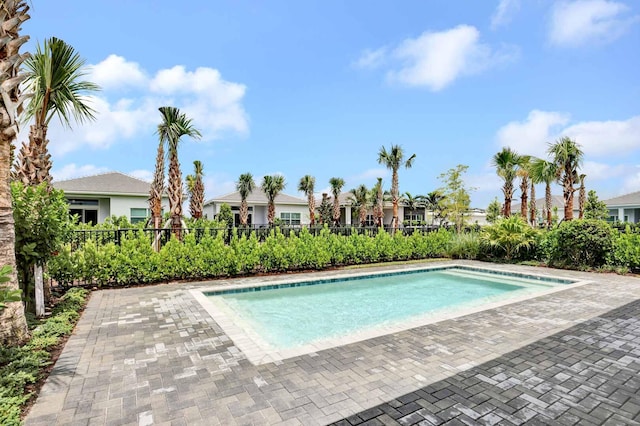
[545,219,615,269]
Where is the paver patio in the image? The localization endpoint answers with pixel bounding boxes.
[24,260,640,425]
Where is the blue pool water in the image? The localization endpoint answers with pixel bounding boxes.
[207,268,567,350]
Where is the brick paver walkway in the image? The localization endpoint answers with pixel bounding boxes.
[24,261,640,425]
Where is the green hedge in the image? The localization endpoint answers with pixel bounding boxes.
[48,227,454,286]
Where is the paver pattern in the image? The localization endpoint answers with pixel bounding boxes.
[24,261,640,425]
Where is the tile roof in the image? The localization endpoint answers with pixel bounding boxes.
[53,172,151,196]
[603,191,640,207]
[205,190,307,205]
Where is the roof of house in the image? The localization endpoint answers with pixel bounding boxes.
[604,191,640,207]
[511,195,565,213]
[53,172,151,196]
[205,190,307,206]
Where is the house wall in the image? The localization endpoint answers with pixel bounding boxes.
[608,207,640,223]
[205,202,309,225]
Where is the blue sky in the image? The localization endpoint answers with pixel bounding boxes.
[19,0,640,208]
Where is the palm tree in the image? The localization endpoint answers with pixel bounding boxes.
[529,180,537,226]
[186,161,204,219]
[377,144,416,230]
[517,155,531,219]
[403,191,423,225]
[298,175,316,226]
[425,191,445,225]
[14,37,99,188]
[329,177,345,226]
[149,127,166,236]
[492,147,520,218]
[371,177,384,227]
[0,0,30,346]
[529,158,558,228]
[548,137,584,221]
[349,184,370,227]
[578,174,586,219]
[262,174,285,226]
[236,173,255,226]
[158,107,201,239]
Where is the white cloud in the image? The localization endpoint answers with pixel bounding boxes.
[353,48,388,69]
[621,168,640,194]
[89,54,148,90]
[491,0,520,29]
[496,110,570,157]
[581,160,627,180]
[496,111,640,158]
[549,0,639,47]
[44,56,249,156]
[358,25,518,91]
[52,163,110,182]
[128,169,153,182]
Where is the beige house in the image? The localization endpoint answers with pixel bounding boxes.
[53,172,168,225]
[203,191,309,226]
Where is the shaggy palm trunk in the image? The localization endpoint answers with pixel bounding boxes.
[307,193,315,226]
[239,199,248,226]
[359,205,367,227]
[502,182,513,218]
[578,176,586,219]
[191,178,204,220]
[545,183,552,228]
[0,0,30,346]
[520,177,528,218]
[149,142,165,251]
[529,183,536,226]
[267,201,275,225]
[14,124,52,189]
[332,197,340,226]
[391,170,399,230]
[168,150,183,239]
[563,171,574,221]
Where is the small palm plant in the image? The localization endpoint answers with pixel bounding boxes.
[237,173,255,227]
[349,184,369,227]
[480,216,538,261]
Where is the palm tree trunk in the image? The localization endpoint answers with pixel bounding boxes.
[168,150,183,240]
[332,199,340,226]
[268,201,275,225]
[391,170,399,230]
[520,177,528,218]
[545,183,552,228]
[503,183,512,218]
[578,175,586,219]
[529,183,536,226]
[240,199,248,226]
[308,194,315,226]
[563,175,574,221]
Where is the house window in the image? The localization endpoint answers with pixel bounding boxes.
[130,208,151,224]
[67,198,99,225]
[280,212,301,225]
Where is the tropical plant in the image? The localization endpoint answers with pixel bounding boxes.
[529,157,558,228]
[377,144,416,230]
[481,216,538,261]
[584,190,609,221]
[548,137,583,221]
[0,0,30,346]
[0,266,21,313]
[486,197,502,224]
[298,175,316,226]
[262,174,286,226]
[516,155,531,218]
[425,190,446,225]
[318,193,332,225]
[544,219,614,268]
[149,109,169,237]
[578,174,586,219]
[492,147,520,218]
[329,177,345,226]
[236,172,255,226]
[403,192,423,224]
[14,37,99,188]
[158,106,202,239]
[217,203,234,228]
[371,177,384,227]
[438,165,474,233]
[186,160,205,219]
[349,184,370,227]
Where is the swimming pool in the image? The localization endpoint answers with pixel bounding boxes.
[192,265,585,364]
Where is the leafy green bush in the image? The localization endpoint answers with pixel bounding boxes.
[447,232,481,260]
[544,219,615,268]
[610,226,640,272]
[480,216,538,261]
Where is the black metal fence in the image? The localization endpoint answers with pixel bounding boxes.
[67,224,446,251]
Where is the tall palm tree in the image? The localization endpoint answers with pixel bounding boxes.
[377,144,416,230]
[149,128,166,235]
[492,147,520,218]
[529,180,537,226]
[158,107,201,239]
[371,177,384,227]
[517,155,531,219]
[186,160,204,219]
[14,37,99,188]
[529,158,558,228]
[349,184,370,227]
[548,137,583,221]
[262,174,285,226]
[0,0,30,346]
[298,175,316,226]
[578,174,586,219]
[236,173,255,226]
[329,177,345,226]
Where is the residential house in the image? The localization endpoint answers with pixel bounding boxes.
[203,191,309,226]
[53,172,167,225]
[511,195,573,223]
[604,191,640,223]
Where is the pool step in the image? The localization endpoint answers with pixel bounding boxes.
[441,268,556,288]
